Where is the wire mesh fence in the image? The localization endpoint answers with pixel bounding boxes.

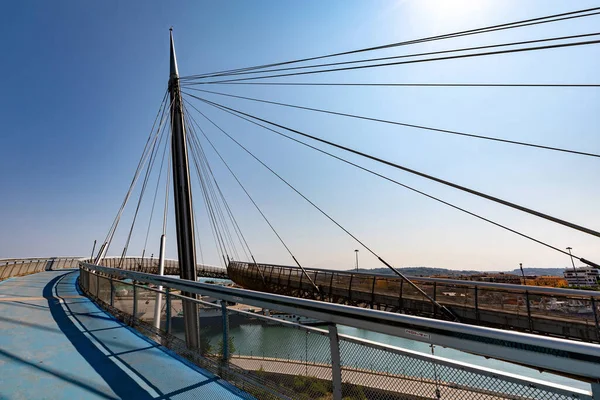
[78,266,594,400]
[97,257,228,278]
[224,305,334,400]
[337,335,586,400]
[228,261,600,342]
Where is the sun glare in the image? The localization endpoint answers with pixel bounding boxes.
[413,0,498,32]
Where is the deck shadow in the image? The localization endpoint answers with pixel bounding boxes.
[43,273,153,400]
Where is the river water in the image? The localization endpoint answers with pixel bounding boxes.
[188,277,590,392]
[175,318,590,392]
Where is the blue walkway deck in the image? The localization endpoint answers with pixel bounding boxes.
[0,270,253,399]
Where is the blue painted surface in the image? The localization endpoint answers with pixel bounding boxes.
[0,271,254,399]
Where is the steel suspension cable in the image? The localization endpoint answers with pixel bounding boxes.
[186,116,253,262]
[184,98,457,319]
[100,93,168,258]
[185,116,231,266]
[188,138,221,267]
[141,125,171,261]
[185,88,600,159]
[162,144,171,237]
[186,39,600,85]
[180,6,600,80]
[187,111,243,261]
[191,94,599,268]
[185,111,266,283]
[100,93,171,263]
[119,115,170,267]
[182,31,600,82]
[198,82,600,88]
[183,102,319,290]
[189,135,229,267]
[193,201,206,267]
[184,95,600,241]
[175,122,207,268]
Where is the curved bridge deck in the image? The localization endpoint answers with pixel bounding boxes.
[228,261,600,343]
[0,270,251,399]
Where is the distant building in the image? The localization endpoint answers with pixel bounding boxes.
[563,267,599,287]
[471,273,522,284]
[437,272,523,285]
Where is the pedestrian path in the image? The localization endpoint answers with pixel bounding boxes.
[0,270,253,399]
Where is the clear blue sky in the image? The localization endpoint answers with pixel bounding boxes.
[1,1,599,271]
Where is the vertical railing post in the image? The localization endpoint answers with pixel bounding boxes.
[221,302,230,362]
[328,324,343,400]
[591,297,599,341]
[474,286,480,322]
[399,280,404,310]
[348,274,354,303]
[110,277,115,307]
[277,266,283,286]
[433,282,437,316]
[591,382,600,400]
[525,291,533,332]
[153,234,167,330]
[329,272,334,301]
[370,276,376,309]
[132,283,138,326]
[166,288,171,334]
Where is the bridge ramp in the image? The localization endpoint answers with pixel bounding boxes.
[0,270,252,399]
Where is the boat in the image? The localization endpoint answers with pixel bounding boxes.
[264,310,323,326]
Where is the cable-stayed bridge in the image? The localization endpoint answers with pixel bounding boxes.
[3,6,600,399]
[6,256,597,341]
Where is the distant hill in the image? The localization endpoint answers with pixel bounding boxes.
[351,266,566,277]
[353,267,481,277]
[507,267,564,277]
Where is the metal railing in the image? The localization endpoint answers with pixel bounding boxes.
[78,262,600,400]
[0,256,229,281]
[228,261,600,342]
[0,257,83,280]
[98,256,228,278]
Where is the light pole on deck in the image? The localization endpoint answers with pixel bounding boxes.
[355,249,359,271]
[519,263,526,285]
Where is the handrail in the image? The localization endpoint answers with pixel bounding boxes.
[95,256,228,277]
[130,281,591,399]
[98,256,225,271]
[230,260,600,298]
[0,256,85,262]
[80,262,600,382]
[0,258,84,280]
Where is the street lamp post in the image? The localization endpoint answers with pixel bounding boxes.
[519,263,526,285]
[355,249,359,272]
[566,247,579,288]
